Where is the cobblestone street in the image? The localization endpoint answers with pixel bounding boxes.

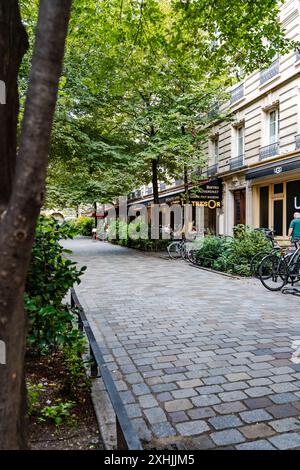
[65,238,300,450]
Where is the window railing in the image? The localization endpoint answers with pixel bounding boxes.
[230,154,245,171]
[147,187,153,195]
[207,163,218,177]
[159,182,166,190]
[260,59,279,84]
[296,135,300,149]
[296,48,300,62]
[230,83,245,104]
[259,142,279,160]
[135,190,142,198]
[175,179,183,186]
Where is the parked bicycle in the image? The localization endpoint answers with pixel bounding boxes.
[258,238,300,291]
[167,239,186,259]
[250,228,281,277]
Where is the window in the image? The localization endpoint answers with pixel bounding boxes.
[210,137,219,164]
[236,126,244,156]
[269,109,279,144]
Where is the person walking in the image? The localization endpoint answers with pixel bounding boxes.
[288,212,300,241]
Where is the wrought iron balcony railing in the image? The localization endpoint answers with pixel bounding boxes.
[175,179,183,186]
[296,134,300,150]
[259,142,279,160]
[135,190,142,198]
[230,83,244,104]
[207,163,218,177]
[230,154,245,171]
[260,59,279,85]
[159,182,166,190]
[147,187,153,195]
[296,48,300,62]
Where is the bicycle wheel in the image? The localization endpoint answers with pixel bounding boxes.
[250,251,269,277]
[167,241,182,259]
[188,249,198,265]
[258,254,288,291]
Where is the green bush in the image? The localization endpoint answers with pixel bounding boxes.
[195,236,232,268]
[73,216,94,236]
[227,228,271,276]
[107,220,170,251]
[25,216,86,354]
[195,227,272,276]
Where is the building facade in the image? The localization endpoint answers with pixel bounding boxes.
[204,0,300,239]
[127,0,300,240]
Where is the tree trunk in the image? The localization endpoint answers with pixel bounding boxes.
[0,1,28,214]
[152,158,159,205]
[0,0,72,450]
[94,201,97,228]
[181,125,189,204]
[184,164,189,204]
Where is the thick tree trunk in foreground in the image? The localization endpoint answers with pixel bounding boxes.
[0,0,72,449]
[0,1,28,214]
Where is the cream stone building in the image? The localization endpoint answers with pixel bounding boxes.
[203,0,300,238]
[127,0,300,239]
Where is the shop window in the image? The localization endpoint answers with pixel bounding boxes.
[274,183,283,194]
[273,199,283,236]
[286,180,300,236]
[259,186,269,228]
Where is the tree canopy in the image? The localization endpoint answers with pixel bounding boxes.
[20,0,294,207]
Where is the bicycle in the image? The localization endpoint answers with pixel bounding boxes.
[258,238,300,291]
[167,239,186,259]
[250,228,281,277]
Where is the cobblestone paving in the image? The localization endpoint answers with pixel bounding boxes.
[65,238,300,449]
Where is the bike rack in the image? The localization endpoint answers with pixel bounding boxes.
[70,288,143,450]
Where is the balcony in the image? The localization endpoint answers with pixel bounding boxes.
[135,190,142,198]
[259,142,279,160]
[147,187,153,195]
[230,154,245,171]
[296,135,300,150]
[159,182,166,191]
[260,59,279,85]
[207,163,218,177]
[230,83,244,104]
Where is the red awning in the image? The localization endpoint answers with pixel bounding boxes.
[87,211,108,219]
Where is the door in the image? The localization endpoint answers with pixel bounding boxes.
[234,189,246,226]
[273,199,283,236]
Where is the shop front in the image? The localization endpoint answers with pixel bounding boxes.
[126,179,223,235]
[247,155,300,239]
